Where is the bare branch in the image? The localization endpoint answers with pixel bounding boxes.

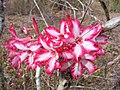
[66,1,77,18]
[77,0,85,12]
[29,5,36,21]
[49,0,78,11]
[41,75,55,90]
[103,16,120,30]
[80,0,94,24]
[33,0,48,27]
[90,14,101,22]
[99,0,110,21]
[77,0,85,18]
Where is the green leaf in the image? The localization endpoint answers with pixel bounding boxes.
[39,25,45,32]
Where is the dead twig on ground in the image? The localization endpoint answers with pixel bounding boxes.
[70,85,98,90]
[107,55,120,66]
[41,75,55,90]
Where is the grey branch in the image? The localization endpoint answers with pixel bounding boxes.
[99,0,110,21]
[103,16,120,30]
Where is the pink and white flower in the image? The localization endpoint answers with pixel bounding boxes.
[35,36,61,74]
[5,15,108,79]
[59,16,108,79]
[12,41,41,69]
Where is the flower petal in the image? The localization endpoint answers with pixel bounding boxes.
[92,24,103,38]
[6,38,16,45]
[17,36,32,43]
[50,38,63,47]
[23,25,32,34]
[29,44,41,52]
[19,52,29,62]
[9,24,17,38]
[13,41,29,50]
[5,44,17,51]
[72,62,82,79]
[60,59,74,71]
[71,19,82,38]
[39,37,51,50]
[73,44,84,61]
[62,51,74,59]
[84,54,97,61]
[81,25,97,40]
[81,59,97,74]
[60,20,68,34]
[32,17,39,35]
[97,49,105,55]
[96,24,103,33]
[27,54,35,69]
[8,51,18,58]
[10,55,20,67]
[95,35,108,44]
[45,26,60,38]
[82,41,98,52]
[45,58,56,74]
[35,52,51,63]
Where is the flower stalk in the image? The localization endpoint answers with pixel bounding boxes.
[35,66,41,90]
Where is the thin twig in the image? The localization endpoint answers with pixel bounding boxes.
[77,0,85,19]
[80,0,94,24]
[70,85,98,90]
[90,14,101,22]
[41,75,55,90]
[33,0,48,27]
[66,1,77,18]
[50,0,57,12]
[83,73,119,81]
[77,0,85,12]
[29,5,36,22]
[49,0,78,11]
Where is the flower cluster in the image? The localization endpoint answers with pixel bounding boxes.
[5,16,108,79]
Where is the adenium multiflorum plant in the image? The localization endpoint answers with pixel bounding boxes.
[5,15,108,79]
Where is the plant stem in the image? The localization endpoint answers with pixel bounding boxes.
[35,66,41,90]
